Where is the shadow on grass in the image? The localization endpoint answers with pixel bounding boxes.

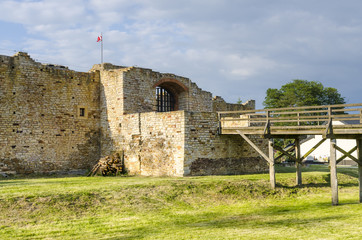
[275,182,330,189]
[103,205,349,240]
[276,164,358,174]
[276,178,358,188]
[276,164,331,173]
[337,168,359,178]
[0,180,29,186]
[184,214,347,230]
[114,207,355,240]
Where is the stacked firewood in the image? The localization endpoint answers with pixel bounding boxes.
[88,152,123,176]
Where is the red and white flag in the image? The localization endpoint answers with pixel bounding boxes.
[97,34,104,63]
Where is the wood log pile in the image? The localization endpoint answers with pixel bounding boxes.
[88,152,124,176]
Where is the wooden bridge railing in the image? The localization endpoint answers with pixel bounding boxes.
[218,103,362,136]
[218,103,362,205]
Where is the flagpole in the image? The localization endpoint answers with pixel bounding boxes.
[101,32,103,64]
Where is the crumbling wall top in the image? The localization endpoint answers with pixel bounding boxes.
[212,96,255,111]
[90,63,129,72]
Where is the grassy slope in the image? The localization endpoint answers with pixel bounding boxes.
[0,165,361,240]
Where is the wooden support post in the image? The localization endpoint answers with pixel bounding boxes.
[237,131,275,189]
[269,139,276,189]
[357,139,362,203]
[295,138,302,186]
[330,139,338,206]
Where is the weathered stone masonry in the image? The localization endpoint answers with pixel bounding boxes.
[184,112,267,175]
[0,52,100,173]
[0,52,268,175]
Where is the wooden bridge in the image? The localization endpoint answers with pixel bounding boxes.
[218,103,362,205]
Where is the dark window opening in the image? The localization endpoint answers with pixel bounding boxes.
[79,108,85,117]
[156,87,175,112]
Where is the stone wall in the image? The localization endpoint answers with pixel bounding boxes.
[0,52,101,174]
[119,111,185,176]
[118,111,268,176]
[120,67,214,113]
[91,64,214,115]
[184,112,268,176]
[98,68,125,157]
[212,96,255,112]
[0,53,261,176]
[91,64,218,159]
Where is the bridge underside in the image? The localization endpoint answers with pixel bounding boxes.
[221,125,362,139]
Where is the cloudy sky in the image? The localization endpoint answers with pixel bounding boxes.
[0,0,361,108]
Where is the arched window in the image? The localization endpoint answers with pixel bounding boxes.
[153,78,189,112]
[156,86,175,112]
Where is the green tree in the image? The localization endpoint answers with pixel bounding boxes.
[263,80,345,162]
[263,80,345,108]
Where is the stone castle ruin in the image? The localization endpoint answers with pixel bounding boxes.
[0,52,268,176]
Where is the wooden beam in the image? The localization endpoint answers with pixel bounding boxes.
[334,145,358,163]
[269,139,276,189]
[264,120,270,135]
[336,146,357,164]
[264,110,270,135]
[331,134,362,140]
[272,144,296,161]
[330,139,339,206]
[301,138,327,161]
[325,119,333,138]
[274,145,295,162]
[357,139,362,203]
[295,138,302,186]
[237,131,273,165]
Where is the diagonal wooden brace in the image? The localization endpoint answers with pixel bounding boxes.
[274,144,295,162]
[237,130,273,165]
[337,146,357,164]
[301,138,327,162]
[334,145,358,163]
[273,144,296,161]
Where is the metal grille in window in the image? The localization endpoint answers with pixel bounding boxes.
[79,108,85,117]
[156,87,175,112]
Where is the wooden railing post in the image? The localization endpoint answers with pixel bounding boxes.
[264,110,271,135]
[297,113,300,126]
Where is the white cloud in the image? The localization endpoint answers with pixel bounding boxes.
[0,0,86,26]
[1,0,362,107]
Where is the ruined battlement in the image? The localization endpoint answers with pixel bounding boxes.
[212,96,255,111]
[0,53,101,174]
[0,52,265,176]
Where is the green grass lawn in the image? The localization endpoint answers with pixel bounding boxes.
[0,165,361,239]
